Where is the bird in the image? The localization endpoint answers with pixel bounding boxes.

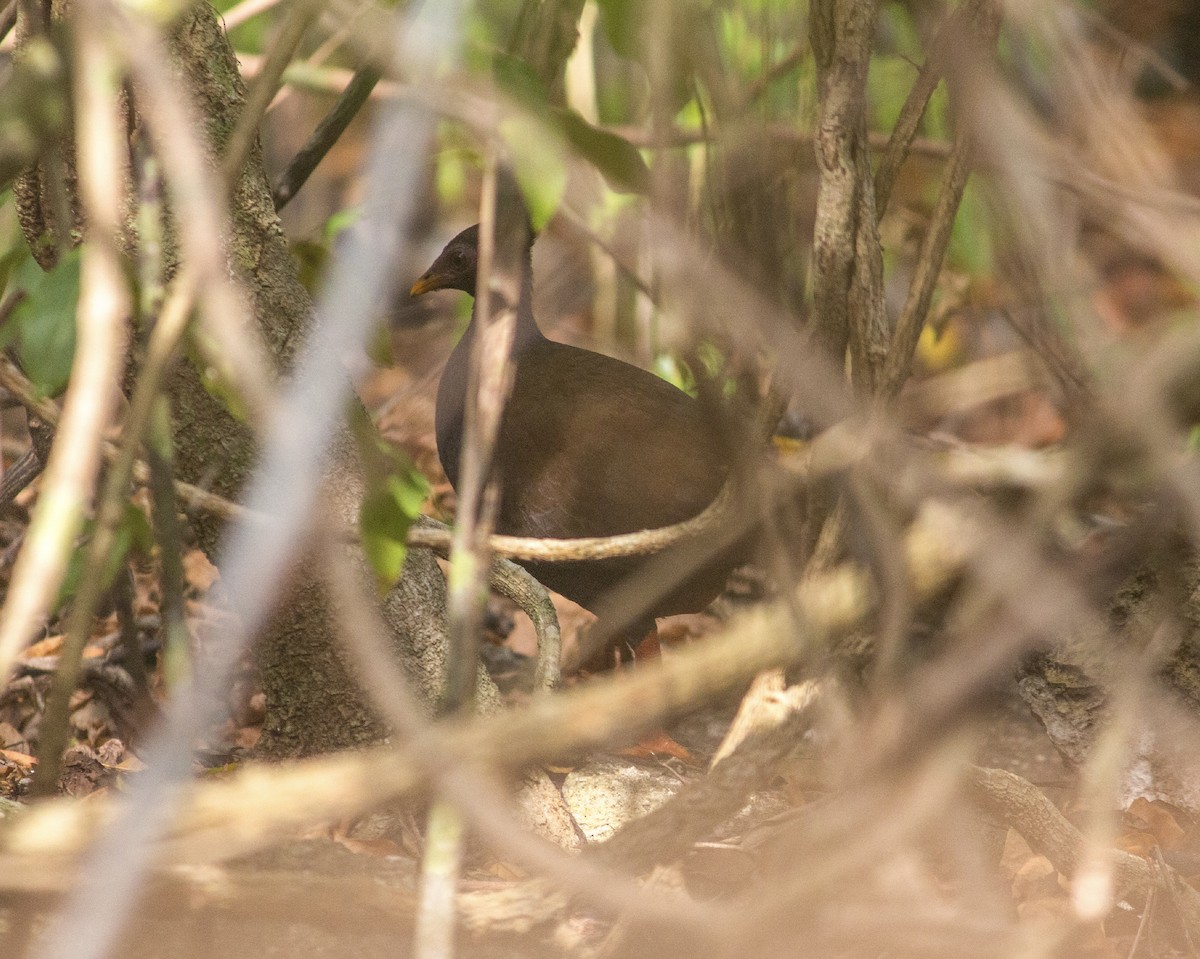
[411,223,743,668]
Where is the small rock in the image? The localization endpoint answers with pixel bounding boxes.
[561,757,684,843]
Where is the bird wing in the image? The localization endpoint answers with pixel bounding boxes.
[497,341,730,539]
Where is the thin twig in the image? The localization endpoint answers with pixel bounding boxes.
[879,128,974,400]
[1154,846,1200,958]
[0,356,61,424]
[412,157,511,959]
[223,0,320,189]
[147,398,190,687]
[460,693,822,936]
[112,564,149,697]
[272,62,381,210]
[613,123,956,159]
[874,1,978,218]
[32,16,137,796]
[881,2,1002,401]
[740,41,808,108]
[968,766,1200,930]
[486,548,561,692]
[220,0,283,32]
[236,51,399,98]
[846,472,914,682]
[1,499,975,876]
[0,19,130,699]
[0,408,51,510]
[134,118,189,687]
[405,481,740,562]
[414,800,465,959]
[1127,882,1154,959]
[35,261,197,793]
[0,447,42,508]
[0,355,245,522]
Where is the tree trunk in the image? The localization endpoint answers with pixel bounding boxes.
[14,1,476,757]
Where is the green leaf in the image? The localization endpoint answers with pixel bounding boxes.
[9,246,81,397]
[499,115,567,231]
[359,469,430,591]
[118,501,156,556]
[493,52,551,113]
[436,149,469,206]
[948,177,993,277]
[595,0,640,59]
[594,0,696,113]
[57,503,153,607]
[653,353,695,395]
[554,109,649,193]
[288,208,362,294]
[867,55,918,133]
[495,42,647,198]
[323,205,361,243]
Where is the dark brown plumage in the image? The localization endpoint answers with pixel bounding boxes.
[412,224,738,650]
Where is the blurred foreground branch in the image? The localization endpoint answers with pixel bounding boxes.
[1,499,970,880]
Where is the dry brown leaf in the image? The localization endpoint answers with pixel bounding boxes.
[95,739,126,766]
[23,634,65,658]
[0,721,26,752]
[999,827,1035,879]
[0,748,36,767]
[183,549,220,592]
[23,635,106,664]
[657,612,722,649]
[1123,797,1187,850]
[113,753,147,772]
[334,835,407,859]
[484,860,525,882]
[1012,854,1058,900]
[185,600,238,625]
[233,726,261,750]
[613,729,697,765]
[58,745,112,797]
[1113,829,1160,858]
[298,822,336,841]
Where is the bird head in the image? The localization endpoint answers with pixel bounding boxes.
[410,225,480,298]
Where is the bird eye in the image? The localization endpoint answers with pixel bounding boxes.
[450,249,465,264]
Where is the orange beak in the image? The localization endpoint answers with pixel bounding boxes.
[409,272,447,297]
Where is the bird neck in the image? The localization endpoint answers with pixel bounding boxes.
[514,254,542,347]
[466,250,543,350]
[436,253,540,480]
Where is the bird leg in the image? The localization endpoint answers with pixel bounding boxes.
[609,624,697,765]
[577,619,658,674]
